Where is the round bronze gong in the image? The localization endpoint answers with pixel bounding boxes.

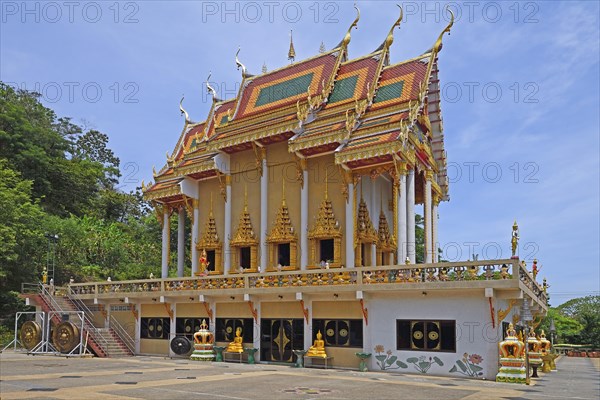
[20,321,42,350]
[52,321,80,353]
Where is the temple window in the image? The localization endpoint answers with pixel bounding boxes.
[308,182,342,268]
[140,317,170,340]
[215,318,253,343]
[197,194,222,274]
[312,319,363,347]
[175,318,206,341]
[396,320,456,352]
[266,184,297,270]
[230,187,258,273]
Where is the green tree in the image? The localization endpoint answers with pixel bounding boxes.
[415,214,424,263]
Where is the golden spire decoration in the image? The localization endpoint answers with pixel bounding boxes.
[231,185,257,246]
[319,41,326,53]
[262,62,267,73]
[288,30,296,62]
[308,172,341,240]
[198,193,220,248]
[267,180,296,243]
[357,197,378,243]
[378,209,394,249]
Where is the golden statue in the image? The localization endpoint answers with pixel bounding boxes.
[42,267,48,284]
[307,330,327,357]
[199,249,210,275]
[226,327,244,353]
[511,220,519,258]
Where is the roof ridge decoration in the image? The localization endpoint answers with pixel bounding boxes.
[206,71,221,103]
[334,4,360,54]
[319,4,360,104]
[236,47,253,79]
[368,5,403,106]
[179,96,193,125]
[406,8,454,150]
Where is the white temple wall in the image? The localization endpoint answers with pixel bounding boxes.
[367,291,502,380]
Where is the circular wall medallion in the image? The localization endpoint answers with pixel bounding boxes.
[226,326,233,334]
[339,328,348,337]
[413,330,423,340]
[428,331,439,340]
[326,329,335,337]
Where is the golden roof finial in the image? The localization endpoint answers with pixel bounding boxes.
[179,95,191,124]
[288,30,296,62]
[262,62,267,73]
[319,41,326,53]
[244,184,248,211]
[235,47,250,78]
[384,5,403,50]
[433,7,454,53]
[338,4,360,49]
[206,71,220,102]
[282,179,286,206]
[209,192,214,215]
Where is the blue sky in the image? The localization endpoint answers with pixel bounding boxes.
[2,1,599,304]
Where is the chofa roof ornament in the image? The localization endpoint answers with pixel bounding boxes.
[205,71,221,102]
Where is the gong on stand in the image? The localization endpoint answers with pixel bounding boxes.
[20,321,43,350]
[2,311,47,353]
[51,321,81,353]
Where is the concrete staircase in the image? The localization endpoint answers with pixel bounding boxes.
[36,293,133,357]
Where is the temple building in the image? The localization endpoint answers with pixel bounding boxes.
[28,7,548,379]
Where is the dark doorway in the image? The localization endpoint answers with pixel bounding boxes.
[319,239,334,263]
[260,318,304,362]
[206,250,215,271]
[240,247,251,269]
[277,243,290,266]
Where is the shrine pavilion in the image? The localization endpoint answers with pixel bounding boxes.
[59,7,548,378]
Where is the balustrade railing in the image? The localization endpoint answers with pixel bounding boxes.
[68,259,546,305]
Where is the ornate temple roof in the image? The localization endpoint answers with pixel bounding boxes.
[144,6,453,204]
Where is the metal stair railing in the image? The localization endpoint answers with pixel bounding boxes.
[38,283,112,356]
[66,286,135,355]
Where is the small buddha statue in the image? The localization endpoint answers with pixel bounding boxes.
[226,327,244,353]
[307,330,327,357]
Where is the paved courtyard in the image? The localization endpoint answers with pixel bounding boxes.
[1,352,598,400]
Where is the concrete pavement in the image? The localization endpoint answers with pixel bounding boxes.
[1,352,598,399]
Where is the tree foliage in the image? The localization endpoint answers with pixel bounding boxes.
[539,296,600,347]
[0,82,161,328]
